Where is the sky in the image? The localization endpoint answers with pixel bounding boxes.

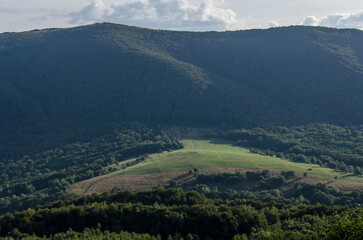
[0,0,362,33]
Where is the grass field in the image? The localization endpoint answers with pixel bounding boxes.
[70,138,363,195]
[109,139,363,183]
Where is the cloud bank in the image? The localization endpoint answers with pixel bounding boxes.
[69,0,242,31]
[303,12,363,29]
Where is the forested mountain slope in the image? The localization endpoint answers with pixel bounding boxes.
[0,23,362,157]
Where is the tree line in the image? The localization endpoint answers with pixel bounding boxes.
[0,188,361,239]
[220,124,363,174]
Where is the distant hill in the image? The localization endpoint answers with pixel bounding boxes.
[0,23,362,156]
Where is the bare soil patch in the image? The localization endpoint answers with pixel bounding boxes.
[70,171,194,195]
[70,167,363,196]
[297,175,363,191]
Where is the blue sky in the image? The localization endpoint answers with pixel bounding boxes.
[0,0,362,33]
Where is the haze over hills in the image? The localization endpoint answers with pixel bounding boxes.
[0,23,363,156]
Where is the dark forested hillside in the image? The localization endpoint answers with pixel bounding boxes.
[0,23,363,158]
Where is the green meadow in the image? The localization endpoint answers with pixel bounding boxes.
[110,139,363,183]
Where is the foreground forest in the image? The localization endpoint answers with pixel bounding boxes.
[0,189,362,240]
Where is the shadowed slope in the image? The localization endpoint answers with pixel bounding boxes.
[0,24,362,157]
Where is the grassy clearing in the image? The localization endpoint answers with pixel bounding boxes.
[109,139,363,183]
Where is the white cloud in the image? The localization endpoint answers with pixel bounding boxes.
[303,16,319,26]
[268,21,279,28]
[303,12,363,29]
[69,0,243,31]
